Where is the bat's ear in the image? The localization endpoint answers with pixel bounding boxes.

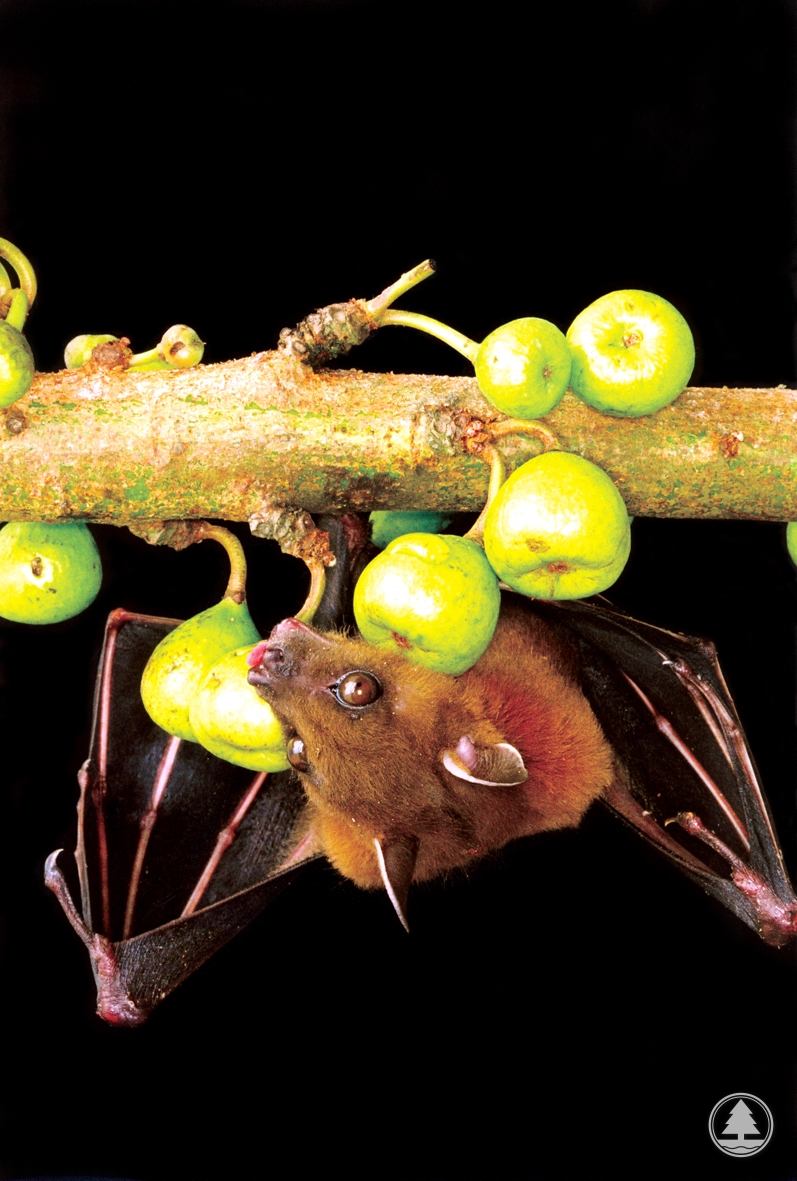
[441,735,528,786]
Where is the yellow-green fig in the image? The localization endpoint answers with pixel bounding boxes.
[0,320,34,407]
[189,646,290,772]
[483,452,631,600]
[353,532,500,675]
[787,523,797,567]
[567,289,694,417]
[141,598,261,742]
[64,333,119,369]
[369,510,453,549]
[474,317,571,418]
[0,521,102,623]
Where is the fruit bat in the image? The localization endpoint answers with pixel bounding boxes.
[46,517,797,1026]
[247,593,797,943]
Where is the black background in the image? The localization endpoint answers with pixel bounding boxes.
[1,1,797,1179]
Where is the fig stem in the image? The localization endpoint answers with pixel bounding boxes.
[196,522,248,603]
[4,289,28,332]
[0,237,37,308]
[128,344,161,367]
[486,418,561,450]
[378,308,479,362]
[465,445,506,545]
[464,422,561,545]
[366,259,436,318]
[295,560,326,623]
[0,262,11,299]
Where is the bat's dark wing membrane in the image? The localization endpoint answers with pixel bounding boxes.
[46,514,367,1025]
[45,609,316,1026]
[531,595,797,947]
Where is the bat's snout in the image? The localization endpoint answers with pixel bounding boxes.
[247,639,294,682]
[247,618,332,685]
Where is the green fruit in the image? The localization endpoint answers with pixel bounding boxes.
[786,523,797,566]
[158,324,204,368]
[64,334,119,369]
[353,532,501,675]
[190,646,290,772]
[141,598,261,742]
[483,452,631,600]
[0,320,34,407]
[0,521,102,623]
[474,317,571,418]
[369,511,454,549]
[567,289,695,417]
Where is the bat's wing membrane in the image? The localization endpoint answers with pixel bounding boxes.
[46,514,367,1024]
[46,608,317,1025]
[532,596,797,946]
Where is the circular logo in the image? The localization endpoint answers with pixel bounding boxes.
[708,1093,773,1157]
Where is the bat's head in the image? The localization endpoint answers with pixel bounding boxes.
[247,618,467,817]
[247,617,529,895]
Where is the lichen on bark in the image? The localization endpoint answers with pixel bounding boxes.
[0,354,794,523]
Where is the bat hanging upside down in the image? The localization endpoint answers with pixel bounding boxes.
[248,593,797,943]
[44,514,797,1025]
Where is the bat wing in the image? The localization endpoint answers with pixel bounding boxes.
[46,514,368,1025]
[45,607,319,1026]
[530,595,797,948]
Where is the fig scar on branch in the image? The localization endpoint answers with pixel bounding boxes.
[278,259,436,366]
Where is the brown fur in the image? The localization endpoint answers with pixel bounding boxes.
[255,597,614,890]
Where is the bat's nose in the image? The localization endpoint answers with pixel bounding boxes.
[248,641,294,682]
[247,617,334,685]
[247,619,317,678]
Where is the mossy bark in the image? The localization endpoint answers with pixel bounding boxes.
[1,353,795,522]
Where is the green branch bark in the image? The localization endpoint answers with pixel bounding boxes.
[1,352,795,523]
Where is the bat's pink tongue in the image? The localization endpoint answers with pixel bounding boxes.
[246,640,270,668]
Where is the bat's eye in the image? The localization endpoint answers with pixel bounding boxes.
[287,736,309,772]
[332,670,382,708]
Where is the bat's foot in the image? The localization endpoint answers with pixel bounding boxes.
[45,851,149,1026]
[672,812,797,949]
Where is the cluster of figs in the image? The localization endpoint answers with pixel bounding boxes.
[136,270,700,772]
[0,243,706,774]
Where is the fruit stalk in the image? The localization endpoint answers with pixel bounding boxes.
[464,446,505,546]
[0,237,37,308]
[4,289,28,332]
[378,308,478,361]
[295,560,326,623]
[194,522,248,602]
[464,420,561,545]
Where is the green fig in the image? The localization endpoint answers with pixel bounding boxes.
[566,290,695,417]
[369,510,454,549]
[353,532,501,675]
[157,324,204,368]
[64,334,119,369]
[189,646,290,772]
[483,451,631,600]
[141,597,261,742]
[0,320,35,407]
[140,523,261,741]
[0,521,102,623]
[787,522,797,566]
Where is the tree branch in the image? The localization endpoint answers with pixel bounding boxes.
[1,353,795,523]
